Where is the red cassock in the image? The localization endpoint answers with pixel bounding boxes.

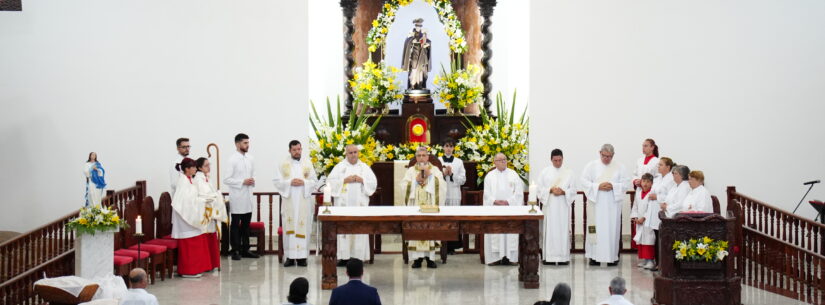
[177,234,215,275]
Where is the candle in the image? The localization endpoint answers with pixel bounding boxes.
[323,184,331,203]
[135,216,143,235]
[528,182,537,203]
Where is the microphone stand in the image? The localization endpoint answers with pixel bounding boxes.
[792,183,817,215]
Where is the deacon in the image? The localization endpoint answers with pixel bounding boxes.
[537,149,575,265]
[273,140,318,267]
[580,144,628,266]
[170,137,190,195]
[483,153,524,266]
[439,138,465,254]
[223,133,258,261]
[328,144,378,266]
[401,146,447,268]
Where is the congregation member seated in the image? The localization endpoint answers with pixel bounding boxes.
[534,282,572,305]
[284,277,311,305]
[683,170,713,213]
[329,259,381,305]
[598,277,634,305]
[120,268,159,305]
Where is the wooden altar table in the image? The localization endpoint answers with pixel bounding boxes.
[318,206,543,289]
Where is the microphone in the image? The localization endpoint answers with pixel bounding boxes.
[804,180,821,186]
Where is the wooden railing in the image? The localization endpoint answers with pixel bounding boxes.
[0,211,77,283]
[728,186,825,255]
[222,192,282,254]
[103,181,147,215]
[0,250,75,305]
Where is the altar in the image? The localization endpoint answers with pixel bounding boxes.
[318,205,543,290]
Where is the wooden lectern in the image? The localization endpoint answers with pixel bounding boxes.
[653,211,741,305]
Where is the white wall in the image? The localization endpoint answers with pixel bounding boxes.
[529,0,825,217]
[0,0,308,232]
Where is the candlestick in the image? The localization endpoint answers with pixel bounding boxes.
[322,184,332,214]
[135,216,143,235]
[528,181,538,214]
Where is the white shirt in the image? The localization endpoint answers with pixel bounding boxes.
[223,151,255,214]
[120,288,159,305]
[170,154,186,194]
[597,294,634,305]
[684,184,714,213]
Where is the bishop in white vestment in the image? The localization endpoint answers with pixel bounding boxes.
[537,149,575,264]
[483,153,524,265]
[580,144,628,265]
[273,141,318,267]
[327,144,377,264]
[402,147,447,268]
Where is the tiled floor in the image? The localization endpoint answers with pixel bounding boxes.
[148,253,804,305]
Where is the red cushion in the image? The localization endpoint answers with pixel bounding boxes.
[114,249,150,259]
[113,255,134,266]
[162,235,172,239]
[249,222,265,230]
[146,239,178,249]
[128,244,167,254]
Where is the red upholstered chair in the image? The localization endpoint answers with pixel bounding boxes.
[113,202,149,275]
[135,196,174,280]
[121,199,167,283]
[113,255,134,284]
[147,192,177,276]
[249,221,267,256]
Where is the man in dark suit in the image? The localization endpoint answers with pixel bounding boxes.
[329,258,382,305]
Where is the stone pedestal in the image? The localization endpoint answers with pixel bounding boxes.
[75,231,115,279]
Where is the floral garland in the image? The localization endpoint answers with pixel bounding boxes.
[367,0,468,54]
[350,60,403,108]
[433,64,483,112]
[309,97,382,177]
[375,142,459,161]
[673,236,730,262]
[66,205,127,235]
[457,92,529,184]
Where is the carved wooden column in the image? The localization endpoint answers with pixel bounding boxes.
[478,0,496,114]
[321,221,338,289]
[341,0,358,114]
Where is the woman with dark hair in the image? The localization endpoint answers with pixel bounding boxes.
[534,283,572,305]
[194,157,227,271]
[83,152,106,207]
[284,277,311,305]
[632,139,660,188]
[171,157,214,277]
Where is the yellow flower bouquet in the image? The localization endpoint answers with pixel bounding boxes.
[66,205,127,235]
[310,97,382,177]
[433,64,483,114]
[457,91,529,184]
[349,60,403,110]
[673,236,730,262]
[375,142,457,161]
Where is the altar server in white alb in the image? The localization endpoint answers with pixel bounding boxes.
[660,165,692,217]
[649,157,676,203]
[273,140,318,267]
[223,133,258,261]
[630,173,658,270]
[402,146,447,268]
[438,138,465,254]
[683,170,714,213]
[632,138,659,189]
[194,157,227,271]
[170,137,191,195]
[580,144,628,266]
[483,153,524,266]
[537,149,575,265]
[328,144,378,266]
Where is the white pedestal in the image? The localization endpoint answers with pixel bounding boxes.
[74,231,114,280]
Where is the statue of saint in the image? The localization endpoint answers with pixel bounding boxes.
[401,18,432,92]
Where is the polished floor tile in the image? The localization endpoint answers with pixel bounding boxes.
[148,253,804,305]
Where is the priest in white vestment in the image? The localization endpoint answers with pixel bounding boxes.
[402,147,447,268]
[580,144,628,266]
[684,170,714,213]
[327,144,377,265]
[537,149,575,265]
[660,165,691,217]
[483,153,524,266]
[273,140,318,267]
[194,157,227,271]
[170,138,190,195]
[632,139,659,189]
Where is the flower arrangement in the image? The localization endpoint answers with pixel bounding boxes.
[309,97,382,177]
[673,236,730,263]
[433,64,483,113]
[66,205,127,235]
[366,0,467,54]
[349,60,403,109]
[375,142,455,161]
[457,91,529,184]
